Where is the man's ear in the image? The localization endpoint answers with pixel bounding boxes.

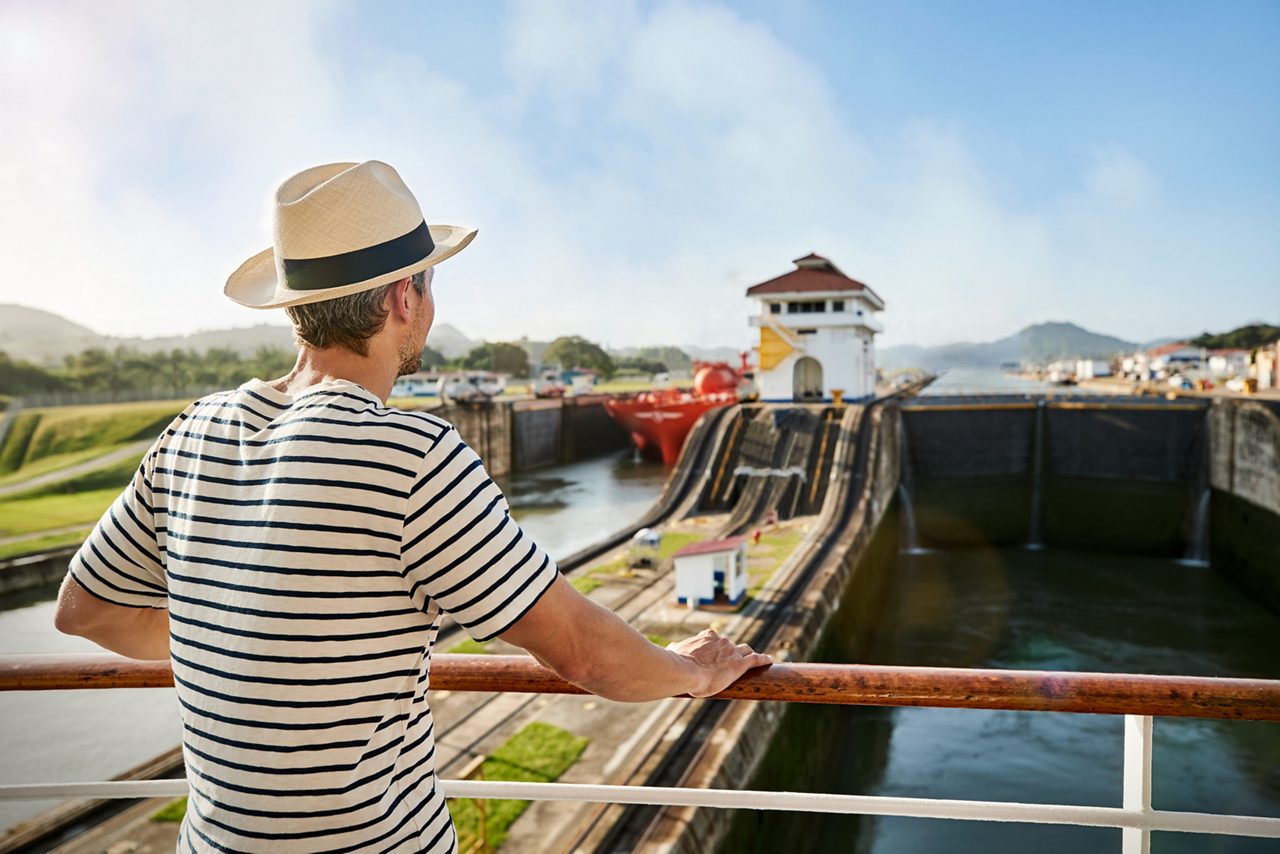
[387,278,414,324]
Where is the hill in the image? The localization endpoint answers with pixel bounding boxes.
[880,322,1136,371]
[0,305,109,363]
[1189,323,1280,351]
[0,304,476,363]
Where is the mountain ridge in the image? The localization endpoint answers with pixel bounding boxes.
[879,321,1138,371]
[0,303,476,363]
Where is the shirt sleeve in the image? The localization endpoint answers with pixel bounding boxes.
[68,445,168,609]
[400,428,558,641]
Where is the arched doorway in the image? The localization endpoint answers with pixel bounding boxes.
[793,357,824,401]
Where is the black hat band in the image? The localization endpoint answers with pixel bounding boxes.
[282,221,435,291]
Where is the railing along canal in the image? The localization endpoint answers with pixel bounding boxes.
[2,654,1278,853]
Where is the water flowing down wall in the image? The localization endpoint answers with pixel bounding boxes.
[899,397,1212,555]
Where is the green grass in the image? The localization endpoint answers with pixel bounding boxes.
[570,575,604,595]
[746,528,807,596]
[18,401,182,467]
[447,638,492,655]
[0,449,145,539]
[18,452,146,498]
[645,633,672,647]
[658,532,705,561]
[593,377,674,394]
[0,487,123,538]
[0,528,89,561]
[449,722,589,851]
[0,444,133,487]
[150,797,188,823]
[0,413,41,474]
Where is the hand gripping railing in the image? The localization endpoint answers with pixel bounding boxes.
[3,654,1279,853]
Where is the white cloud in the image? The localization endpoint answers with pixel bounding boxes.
[0,0,1273,356]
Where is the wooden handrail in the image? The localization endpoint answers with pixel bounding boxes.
[2,653,1278,721]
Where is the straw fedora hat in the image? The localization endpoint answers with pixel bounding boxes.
[225,161,477,309]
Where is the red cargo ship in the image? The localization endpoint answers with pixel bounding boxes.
[605,359,750,465]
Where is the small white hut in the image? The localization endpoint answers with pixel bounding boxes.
[672,536,748,609]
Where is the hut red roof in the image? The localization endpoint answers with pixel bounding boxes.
[745,254,883,305]
[672,536,747,558]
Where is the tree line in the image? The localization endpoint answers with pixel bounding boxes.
[2,335,695,398]
[422,337,692,381]
[1188,324,1280,351]
[0,347,296,396]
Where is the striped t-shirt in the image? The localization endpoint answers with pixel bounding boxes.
[68,378,558,852]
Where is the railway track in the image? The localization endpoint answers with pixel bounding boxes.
[577,384,928,853]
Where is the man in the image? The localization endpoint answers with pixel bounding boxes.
[53,161,769,852]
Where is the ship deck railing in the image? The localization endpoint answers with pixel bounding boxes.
[2,653,1279,853]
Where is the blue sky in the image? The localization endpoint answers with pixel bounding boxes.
[1,0,1276,350]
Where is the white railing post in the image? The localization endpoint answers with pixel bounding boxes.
[1122,714,1154,854]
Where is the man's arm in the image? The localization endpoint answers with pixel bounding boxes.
[500,575,770,702]
[54,575,170,661]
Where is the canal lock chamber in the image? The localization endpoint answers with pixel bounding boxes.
[719,396,1280,854]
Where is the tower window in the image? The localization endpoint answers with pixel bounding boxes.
[769,302,781,314]
[832,300,845,312]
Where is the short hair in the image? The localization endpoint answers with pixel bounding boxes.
[286,271,427,356]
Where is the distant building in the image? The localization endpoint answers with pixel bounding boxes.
[1147,343,1202,376]
[1124,342,1202,379]
[1254,340,1280,390]
[1208,349,1250,377]
[1075,359,1112,379]
[745,254,884,402]
[673,536,748,610]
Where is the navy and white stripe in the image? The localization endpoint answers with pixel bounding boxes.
[69,379,558,852]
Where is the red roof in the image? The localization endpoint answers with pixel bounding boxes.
[745,254,883,305]
[672,536,747,558]
[1146,342,1190,357]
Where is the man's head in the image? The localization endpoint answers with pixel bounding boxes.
[285,267,435,376]
[225,161,475,315]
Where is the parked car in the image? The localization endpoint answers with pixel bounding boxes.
[532,370,566,398]
[437,371,505,403]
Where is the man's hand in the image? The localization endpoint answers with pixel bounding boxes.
[668,628,772,698]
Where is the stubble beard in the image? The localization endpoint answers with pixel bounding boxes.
[396,341,420,377]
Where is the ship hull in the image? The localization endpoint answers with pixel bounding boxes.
[604,393,734,465]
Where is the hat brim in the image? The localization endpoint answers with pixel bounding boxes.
[225,224,477,309]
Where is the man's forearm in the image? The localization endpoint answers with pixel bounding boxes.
[501,575,768,702]
[561,605,705,702]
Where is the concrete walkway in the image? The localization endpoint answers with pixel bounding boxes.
[0,524,88,547]
[0,439,151,499]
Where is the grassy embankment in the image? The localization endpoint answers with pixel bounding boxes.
[568,531,705,596]
[448,721,589,850]
[0,401,183,559]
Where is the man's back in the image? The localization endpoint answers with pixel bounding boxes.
[69,378,556,852]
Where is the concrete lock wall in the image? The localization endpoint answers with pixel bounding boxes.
[901,401,1209,555]
[432,398,629,478]
[901,405,1036,547]
[1209,399,1280,613]
[1043,406,1205,554]
[511,401,562,471]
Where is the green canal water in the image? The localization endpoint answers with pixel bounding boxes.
[722,520,1280,853]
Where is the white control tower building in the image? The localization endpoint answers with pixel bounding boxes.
[746,253,884,403]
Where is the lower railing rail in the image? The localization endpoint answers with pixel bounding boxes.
[2,654,1278,853]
